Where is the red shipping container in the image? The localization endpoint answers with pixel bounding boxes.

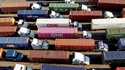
[55,39,96,51]
[0,26,17,36]
[97,0,125,9]
[87,0,98,4]
[0,2,30,13]
[116,67,125,70]
[83,0,98,4]
[29,50,70,63]
[70,11,102,22]
[37,27,78,39]
[72,0,98,4]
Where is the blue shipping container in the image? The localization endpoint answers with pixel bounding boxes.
[41,64,85,70]
[0,37,29,49]
[17,10,48,19]
[0,67,13,70]
[103,51,125,63]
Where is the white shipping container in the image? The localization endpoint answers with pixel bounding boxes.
[92,18,125,29]
[36,18,71,28]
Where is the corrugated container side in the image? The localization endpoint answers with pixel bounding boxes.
[70,11,102,22]
[103,51,125,63]
[55,39,96,51]
[29,50,70,63]
[92,18,125,29]
[106,28,125,40]
[41,64,85,70]
[97,0,125,9]
[116,67,125,70]
[0,18,15,26]
[0,2,30,13]
[36,18,70,27]
[37,27,78,39]
[0,67,13,70]
[49,3,79,13]
[18,10,48,19]
[0,26,17,36]
[0,37,29,49]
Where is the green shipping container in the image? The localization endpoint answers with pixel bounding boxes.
[107,28,125,40]
[49,3,80,13]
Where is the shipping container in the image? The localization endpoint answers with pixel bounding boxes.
[103,51,125,64]
[0,2,30,13]
[0,18,15,26]
[72,0,98,4]
[0,67,13,70]
[36,18,71,27]
[92,18,125,30]
[97,0,125,10]
[18,10,48,19]
[41,64,85,70]
[37,27,78,39]
[29,50,70,63]
[106,28,125,40]
[0,26,17,36]
[70,11,102,22]
[49,3,80,13]
[122,8,125,17]
[55,39,96,51]
[0,37,29,49]
[116,67,125,70]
